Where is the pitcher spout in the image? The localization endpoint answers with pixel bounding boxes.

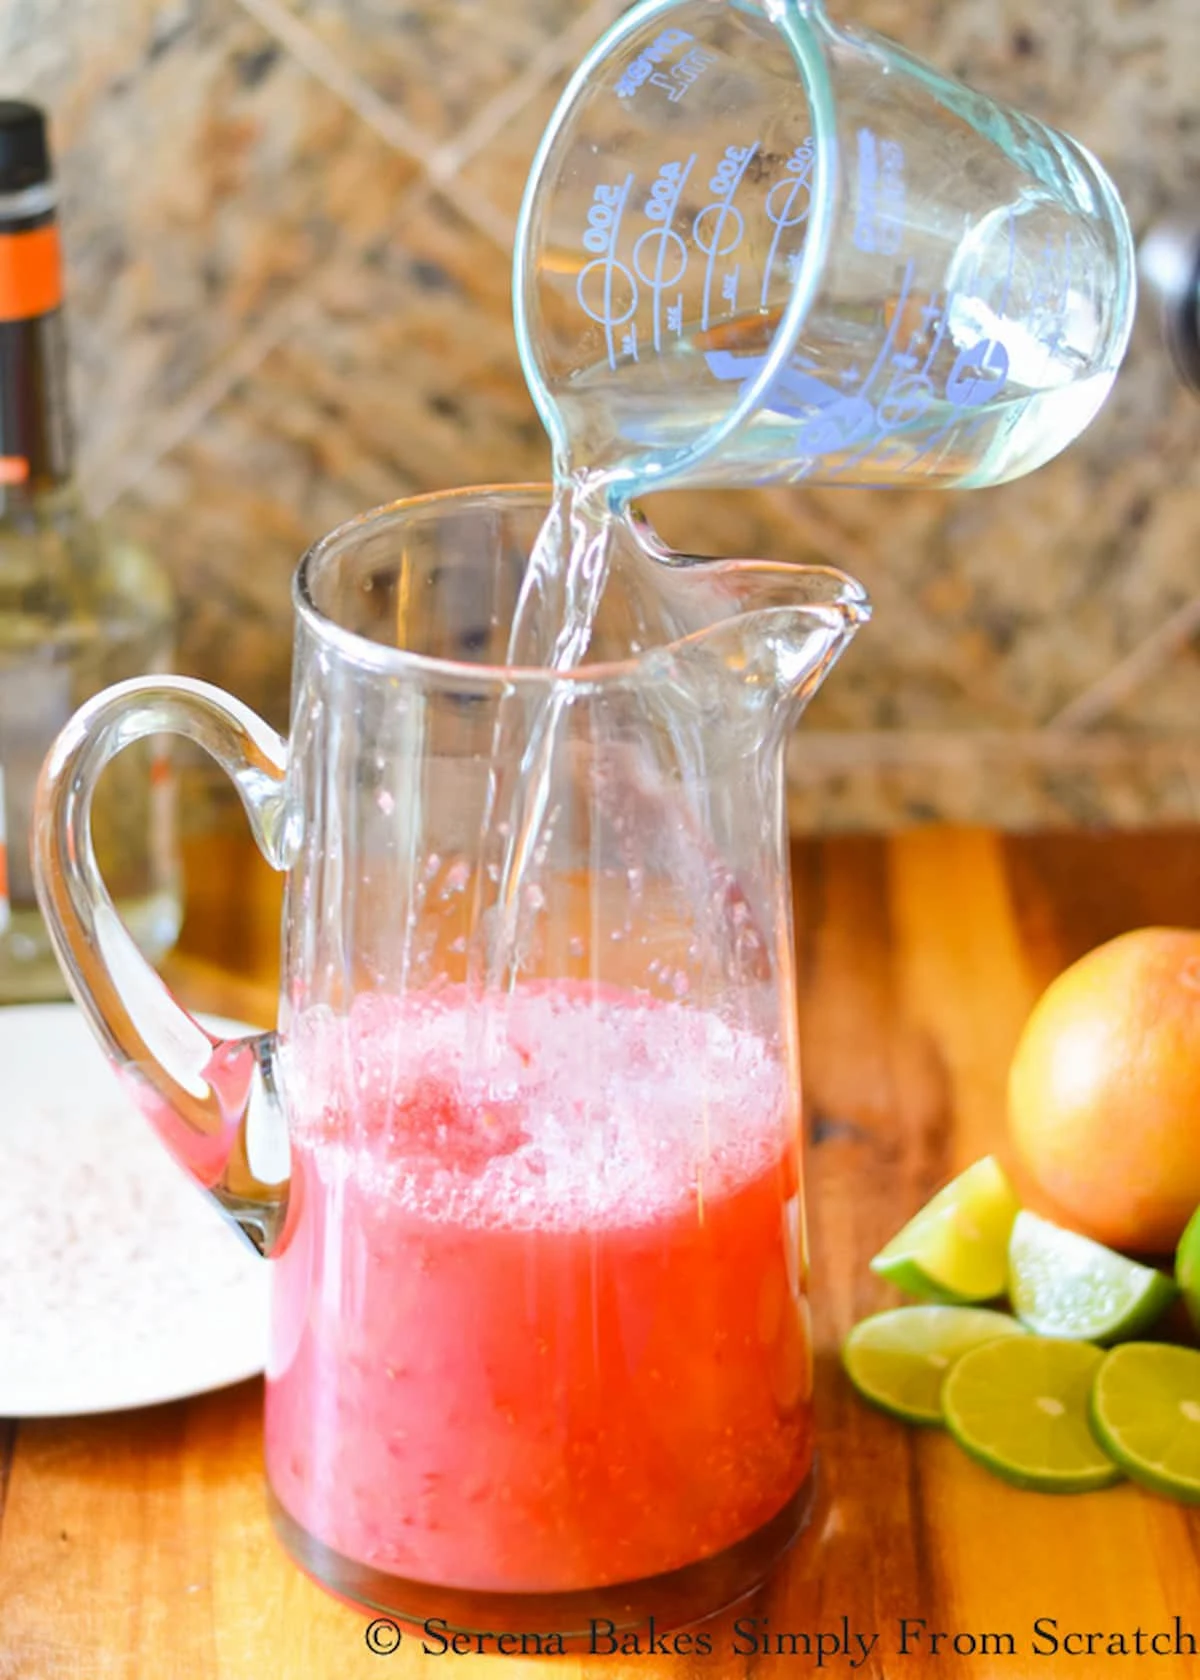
[690,556,870,724]
[624,508,871,735]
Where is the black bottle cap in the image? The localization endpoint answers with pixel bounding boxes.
[0,101,51,194]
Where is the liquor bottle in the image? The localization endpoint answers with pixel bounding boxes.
[0,100,180,1000]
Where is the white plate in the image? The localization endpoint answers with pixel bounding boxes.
[0,1002,271,1417]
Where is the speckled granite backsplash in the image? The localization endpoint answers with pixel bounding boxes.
[6,0,1200,831]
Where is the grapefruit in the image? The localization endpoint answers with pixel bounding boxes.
[1008,928,1200,1255]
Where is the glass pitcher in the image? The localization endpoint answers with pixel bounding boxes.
[32,485,868,1636]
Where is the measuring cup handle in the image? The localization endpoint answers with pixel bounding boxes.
[33,675,294,1257]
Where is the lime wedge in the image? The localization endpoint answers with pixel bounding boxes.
[1009,1209,1177,1343]
[1092,1342,1200,1503]
[1175,1204,1200,1336]
[843,1306,1027,1424]
[943,1337,1121,1493]
[869,1156,1019,1303]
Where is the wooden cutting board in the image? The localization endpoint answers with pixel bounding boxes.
[3,827,1200,1680]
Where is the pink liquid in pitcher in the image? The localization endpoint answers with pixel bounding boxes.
[266,981,812,1594]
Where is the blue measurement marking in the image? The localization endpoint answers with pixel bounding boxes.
[926,410,991,480]
[1028,234,1064,367]
[602,173,635,369]
[865,401,987,485]
[856,258,915,397]
[900,251,988,480]
[999,204,1017,316]
[894,343,993,476]
[1026,235,1051,319]
[897,385,995,483]
[648,154,696,353]
[879,416,956,481]
[919,301,949,377]
[1047,229,1073,359]
[919,215,975,379]
[761,161,815,309]
[825,262,955,481]
[699,144,758,332]
[706,346,832,421]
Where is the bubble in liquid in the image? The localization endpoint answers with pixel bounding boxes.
[450,936,467,954]
[424,853,442,881]
[487,864,499,882]
[441,859,471,896]
[568,935,585,959]
[525,884,546,912]
[627,866,644,894]
[288,985,790,1229]
[672,971,690,998]
[376,789,395,815]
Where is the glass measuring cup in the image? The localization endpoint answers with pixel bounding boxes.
[515,0,1137,494]
[33,486,869,1635]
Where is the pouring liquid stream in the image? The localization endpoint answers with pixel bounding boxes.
[468,473,627,997]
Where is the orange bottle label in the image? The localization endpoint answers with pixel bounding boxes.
[0,225,64,323]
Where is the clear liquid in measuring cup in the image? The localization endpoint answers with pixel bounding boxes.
[536,136,1122,495]
[560,299,1118,494]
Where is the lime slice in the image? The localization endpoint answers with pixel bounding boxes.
[1092,1342,1200,1503]
[943,1337,1121,1493]
[869,1156,1019,1303]
[843,1306,1026,1424]
[1009,1209,1177,1343]
[1175,1204,1200,1336]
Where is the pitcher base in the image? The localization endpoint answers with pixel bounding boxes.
[268,1469,816,1643]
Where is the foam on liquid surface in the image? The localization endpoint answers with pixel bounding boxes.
[284,983,788,1233]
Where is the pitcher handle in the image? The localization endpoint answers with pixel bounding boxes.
[33,676,294,1257]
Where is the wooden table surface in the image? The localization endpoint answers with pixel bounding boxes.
[4,827,1200,1679]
